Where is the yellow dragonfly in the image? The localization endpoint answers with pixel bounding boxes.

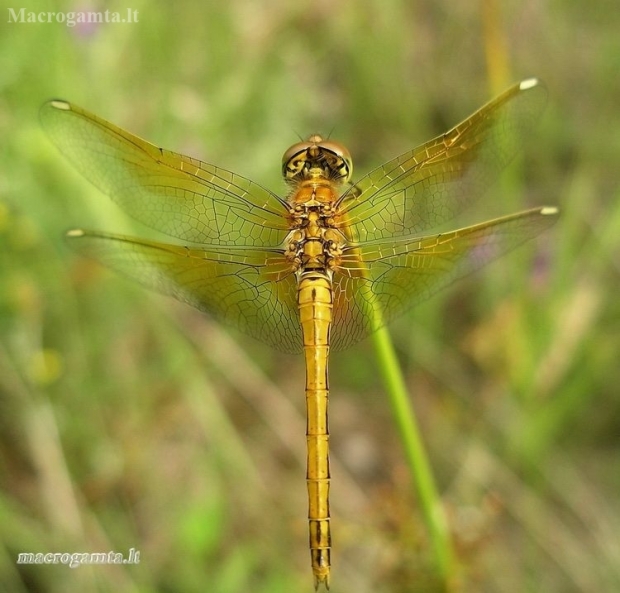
[41,78,557,589]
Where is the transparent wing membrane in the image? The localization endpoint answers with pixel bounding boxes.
[66,230,302,353]
[338,79,548,242]
[330,206,557,350]
[41,100,290,246]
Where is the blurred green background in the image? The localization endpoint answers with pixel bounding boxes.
[1,0,619,592]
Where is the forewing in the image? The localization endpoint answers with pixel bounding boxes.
[67,231,302,353]
[41,100,290,247]
[330,206,558,350]
[338,79,547,242]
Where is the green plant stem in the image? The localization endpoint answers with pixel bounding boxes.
[371,325,454,588]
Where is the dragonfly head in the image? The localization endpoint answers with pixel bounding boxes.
[282,135,352,184]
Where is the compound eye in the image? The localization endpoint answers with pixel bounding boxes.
[316,140,353,182]
[282,141,313,172]
[315,140,350,161]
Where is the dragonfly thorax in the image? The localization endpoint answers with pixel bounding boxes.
[285,205,347,275]
[282,135,352,184]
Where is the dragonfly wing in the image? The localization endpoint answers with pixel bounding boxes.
[338,79,548,242]
[42,100,290,247]
[331,206,558,350]
[67,231,302,353]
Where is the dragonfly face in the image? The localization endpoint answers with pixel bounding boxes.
[41,78,558,589]
[282,134,353,184]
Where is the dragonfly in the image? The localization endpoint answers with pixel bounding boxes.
[41,78,557,589]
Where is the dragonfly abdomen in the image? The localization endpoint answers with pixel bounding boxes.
[298,271,333,590]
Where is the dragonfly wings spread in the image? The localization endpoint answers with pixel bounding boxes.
[50,80,557,354]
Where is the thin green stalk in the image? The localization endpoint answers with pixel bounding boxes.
[371,325,454,588]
